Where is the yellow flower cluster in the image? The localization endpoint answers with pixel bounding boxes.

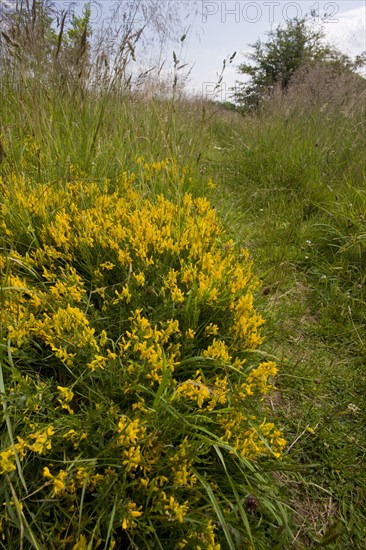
[57,386,75,414]
[169,437,197,488]
[0,162,285,547]
[0,449,17,475]
[203,339,231,363]
[43,466,105,497]
[121,502,143,530]
[176,372,229,410]
[0,427,54,476]
[239,361,278,397]
[28,426,55,454]
[219,409,286,459]
[162,493,190,523]
[116,415,150,473]
[39,305,99,366]
[122,310,181,384]
[177,519,221,550]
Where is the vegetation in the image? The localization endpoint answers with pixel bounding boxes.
[0,2,365,548]
[234,16,365,109]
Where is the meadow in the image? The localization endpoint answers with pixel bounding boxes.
[1,24,365,549]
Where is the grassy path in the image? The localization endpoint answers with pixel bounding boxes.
[1,76,365,546]
[205,105,366,547]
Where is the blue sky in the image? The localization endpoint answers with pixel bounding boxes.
[104,0,365,98]
[1,0,365,98]
[181,1,366,97]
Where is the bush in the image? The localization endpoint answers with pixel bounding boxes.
[0,160,286,548]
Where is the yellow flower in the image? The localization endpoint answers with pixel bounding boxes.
[28,426,55,454]
[122,502,143,529]
[72,535,88,550]
[14,437,27,460]
[245,361,278,395]
[164,495,189,523]
[0,448,16,474]
[162,269,185,303]
[176,377,211,408]
[57,386,74,414]
[43,466,53,479]
[52,470,67,496]
[204,323,219,337]
[133,272,145,287]
[99,261,115,270]
[122,446,142,471]
[113,284,132,304]
[117,416,146,446]
[43,467,68,496]
[203,339,231,363]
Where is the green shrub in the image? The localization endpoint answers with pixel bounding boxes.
[0,161,287,548]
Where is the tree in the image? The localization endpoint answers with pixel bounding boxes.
[234,17,333,109]
[0,0,92,92]
[1,1,196,95]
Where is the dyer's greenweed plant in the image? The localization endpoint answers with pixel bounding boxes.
[0,159,286,548]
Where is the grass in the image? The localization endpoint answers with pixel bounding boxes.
[204,100,366,548]
[1,44,366,548]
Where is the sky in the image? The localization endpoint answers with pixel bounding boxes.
[1,0,365,99]
[181,1,366,99]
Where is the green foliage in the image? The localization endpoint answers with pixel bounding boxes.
[0,0,92,93]
[205,94,366,548]
[234,16,359,109]
[0,164,291,548]
[0,7,365,547]
[0,0,57,70]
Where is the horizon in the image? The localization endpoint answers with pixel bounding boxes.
[1,0,365,101]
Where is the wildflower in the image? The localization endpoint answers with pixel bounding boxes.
[204,323,219,337]
[245,361,278,395]
[133,272,145,287]
[1,170,285,541]
[162,269,185,303]
[172,464,197,487]
[203,339,231,363]
[122,446,142,471]
[14,437,27,460]
[43,467,68,496]
[72,535,88,550]
[185,328,196,339]
[122,502,143,529]
[99,261,115,270]
[28,426,55,454]
[63,429,87,449]
[0,449,16,475]
[43,466,53,479]
[57,385,74,414]
[176,377,211,408]
[87,354,109,371]
[117,417,146,446]
[164,495,189,523]
[113,284,132,304]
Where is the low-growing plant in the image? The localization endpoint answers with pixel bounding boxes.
[0,161,289,549]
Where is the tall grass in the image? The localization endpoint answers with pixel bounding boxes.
[1,4,366,547]
[0,76,211,192]
[0,25,293,550]
[203,90,366,547]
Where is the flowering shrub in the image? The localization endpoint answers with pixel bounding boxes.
[0,161,285,548]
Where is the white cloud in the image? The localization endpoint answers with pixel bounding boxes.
[323,6,366,58]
